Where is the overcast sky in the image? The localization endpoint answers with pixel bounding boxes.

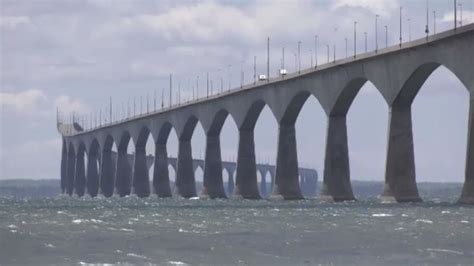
[1,0,473,183]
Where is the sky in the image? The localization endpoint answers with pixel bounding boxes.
[1,0,473,183]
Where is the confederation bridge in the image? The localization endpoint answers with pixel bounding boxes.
[104,152,318,198]
[59,24,474,203]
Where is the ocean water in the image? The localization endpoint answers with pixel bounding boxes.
[0,196,473,265]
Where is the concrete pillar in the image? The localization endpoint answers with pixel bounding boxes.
[175,139,197,198]
[65,149,76,196]
[74,151,86,197]
[60,141,67,193]
[320,115,356,201]
[260,170,267,198]
[202,134,227,198]
[235,129,261,199]
[382,105,421,202]
[115,148,131,197]
[100,149,114,197]
[272,124,304,200]
[460,98,474,204]
[153,143,172,197]
[86,152,99,197]
[227,169,235,196]
[132,146,151,197]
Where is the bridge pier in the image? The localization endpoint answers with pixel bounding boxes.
[260,170,267,198]
[202,134,227,198]
[460,98,474,204]
[66,148,76,196]
[320,115,355,201]
[272,124,304,200]
[100,149,114,197]
[176,139,197,198]
[235,129,261,199]
[132,146,151,197]
[115,147,131,197]
[86,152,99,197]
[60,141,67,193]
[74,150,86,197]
[153,143,172,197]
[227,169,235,196]
[381,105,421,202]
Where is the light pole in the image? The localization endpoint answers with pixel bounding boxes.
[253,56,256,85]
[227,65,231,91]
[314,35,318,68]
[433,11,436,34]
[326,44,329,63]
[375,14,379,53]
[333,27,338,63]
[364,32,367,52]
[267,37,270,83]
[385,25,388,48]
[408,18,411,41]
[298,41,301,73]
[454,0,457,30]
[425,0,429,39]
[345,38,348,57]
[399,6,403,47]
[353,21,357,58]
[459,3,463,26]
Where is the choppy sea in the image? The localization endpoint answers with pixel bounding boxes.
[0,195,473,265]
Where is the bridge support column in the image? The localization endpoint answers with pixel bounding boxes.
[176,139,197,198]
[235,129,261,199]
[153,143,172,197]
[382,105,421,202]
[260,170,267,198]
[100,149,114,197]
[115,148,131,197]
[74,151,86,197]
[202,134,227,198]
[320,115,355,201]
[66,148,76,196]
[227,169,235,196]
[272,124,303,200]
[60,140,67,194]
[86,152,99,197]
[460,98,474,204]
[132,146,151,197]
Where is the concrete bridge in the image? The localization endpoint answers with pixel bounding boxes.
[59,24,474,203]
[101,152,318,198]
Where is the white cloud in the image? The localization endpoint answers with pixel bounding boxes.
[0,89,48,114]
[0,16,30,28]
[332,0,399,17]
[54,95,91,115]
[441,11,474,24]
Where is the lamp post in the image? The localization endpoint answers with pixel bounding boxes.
[314,35,318,68]
[454,0,457,30]
[345,38,348,57]
[375,14,379,53]
[399,6,403,47]
[408,18,411,41]
[326,44,329,63]
[364,32,367,52]
[385,25,388,48]
[353,21,357,58]
[298,41,301,73]
[433,11,436,34]
[459,3,463,26]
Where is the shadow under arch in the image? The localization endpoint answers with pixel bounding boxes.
[100,135,115,197]
[74,142,87,197]
[132,126,152,197]
[87,139,101,197]
[115,131,132,197]
[235,99,278,199]
[387,62,473,203]
[315,76,388,202]
[65,142,76,196]
[153,122,176,197]
[175,115,202,198]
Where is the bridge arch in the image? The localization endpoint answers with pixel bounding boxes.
[65,141,76,195]
[86,138,101,197]
[75,142,87,197]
